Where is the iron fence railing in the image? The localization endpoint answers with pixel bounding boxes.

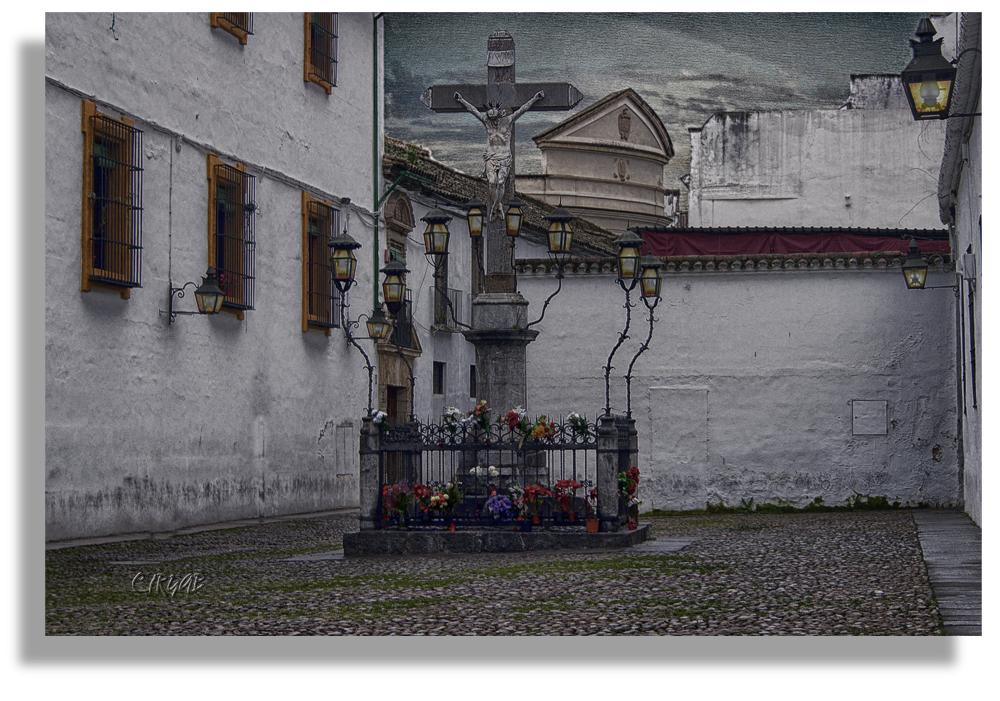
[375,417,628,530]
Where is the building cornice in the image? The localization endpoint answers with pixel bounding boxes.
[516,251,952,276]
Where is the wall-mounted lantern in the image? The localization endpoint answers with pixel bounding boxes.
[381,259,409,314]
[421,208,453,258]
[166,267,225,325]
[901,238,930,289]
[329,229,362,293]
[901,18,957,121]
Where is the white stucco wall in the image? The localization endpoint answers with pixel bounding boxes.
[516,258,960,512]
[396,196,479,423]
[688,108,946,229]
[45,13,381,540]
[951,104,982,527]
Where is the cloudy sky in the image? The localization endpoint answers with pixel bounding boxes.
[384,12,927,193]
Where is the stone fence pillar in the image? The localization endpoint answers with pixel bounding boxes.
[596,414,620,532]
[358,416,380,531]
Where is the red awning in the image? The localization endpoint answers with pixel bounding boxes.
[640,231,950,257]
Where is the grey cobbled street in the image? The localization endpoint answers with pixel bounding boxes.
[45,510,943,636]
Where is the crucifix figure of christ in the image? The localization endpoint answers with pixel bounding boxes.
[454,89,545,222]
[422,29,582,294]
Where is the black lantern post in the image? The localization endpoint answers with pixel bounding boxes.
[604,228,658,416]
[625,255,664,417]
[527,203,576,329]
[166,267,226,325]
[381,260,417,422]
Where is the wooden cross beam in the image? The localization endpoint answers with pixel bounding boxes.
[421,30,582,294]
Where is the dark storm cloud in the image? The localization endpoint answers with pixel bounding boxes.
[385,12,924,180]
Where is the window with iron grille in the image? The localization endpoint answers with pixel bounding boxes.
[302,193,341,334]
[207,154,256,318]
[81,101,143,297]
[210,13,253,45]
[304,13,338,93]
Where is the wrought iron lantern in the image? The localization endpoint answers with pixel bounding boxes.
[465,198,485,238]
[381,259,409,313]
[421,208,452,257]
[901,238,929,290]
[365,306,393,341]
[194,267,226,315]
[329,229,362,293]
[166,266,225,325]
[638,254,664,299]
[613,229,645,282]
[901,18,957,121]
[505,197,525,238]
[545,203,575,258]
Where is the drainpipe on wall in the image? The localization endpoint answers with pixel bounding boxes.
[373,12,384,310]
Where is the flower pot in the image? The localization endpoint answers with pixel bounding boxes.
[628,517,638,531]
[531,513,542,526]
[567,512,577,523]
[586,518,600,533]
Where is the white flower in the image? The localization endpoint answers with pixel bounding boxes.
[488,466,499,477]
[373,411,387,424]
[568,411,581,421]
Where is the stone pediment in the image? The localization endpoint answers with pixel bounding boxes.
[532,88,674,163]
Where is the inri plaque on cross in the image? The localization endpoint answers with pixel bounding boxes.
[422,29,582,293]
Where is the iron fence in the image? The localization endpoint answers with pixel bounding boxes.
[376,417,627,530]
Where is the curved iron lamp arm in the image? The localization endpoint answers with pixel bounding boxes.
[431,258,472,330]
[341,302,377,417]
[624,295,659,418]
[526,265,564,329]
[166,280,198,325]
[603,278,636,416]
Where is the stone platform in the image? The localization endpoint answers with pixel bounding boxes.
[343,523,651,557]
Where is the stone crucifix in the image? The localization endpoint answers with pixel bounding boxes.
[422,29,582,294]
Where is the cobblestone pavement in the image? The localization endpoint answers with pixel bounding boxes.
[45,510,942,635]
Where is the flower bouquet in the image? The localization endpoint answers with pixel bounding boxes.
[467,400,491,433]
[567,411,590,437]
[529,415,556,441]
[414,483,432,518]
[523,483,552,525]
[505,405,530,434]
[484,493,513,522]
[442,406,463,436]
[372,410,389,431]
[552,479,582,521]
[381,480,412,526]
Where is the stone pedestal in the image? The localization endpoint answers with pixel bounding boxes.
[358,416,380,530]
[463,292,539,414]
[596,415,620,532]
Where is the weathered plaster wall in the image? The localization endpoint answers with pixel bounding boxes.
[688,107,946,229]
[394,196,478,422]
[45,13,380,540]
[516,257,960,512]
[951,102,981,526]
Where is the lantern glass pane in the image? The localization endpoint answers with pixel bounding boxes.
[333,249,357,281]
[640,268,661,298]
[506,211,522,237]
[468,212,483,237]
[618,247,640,279]
[383,275,405,304]
[905,267,928,290]
[908,78,951,115]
